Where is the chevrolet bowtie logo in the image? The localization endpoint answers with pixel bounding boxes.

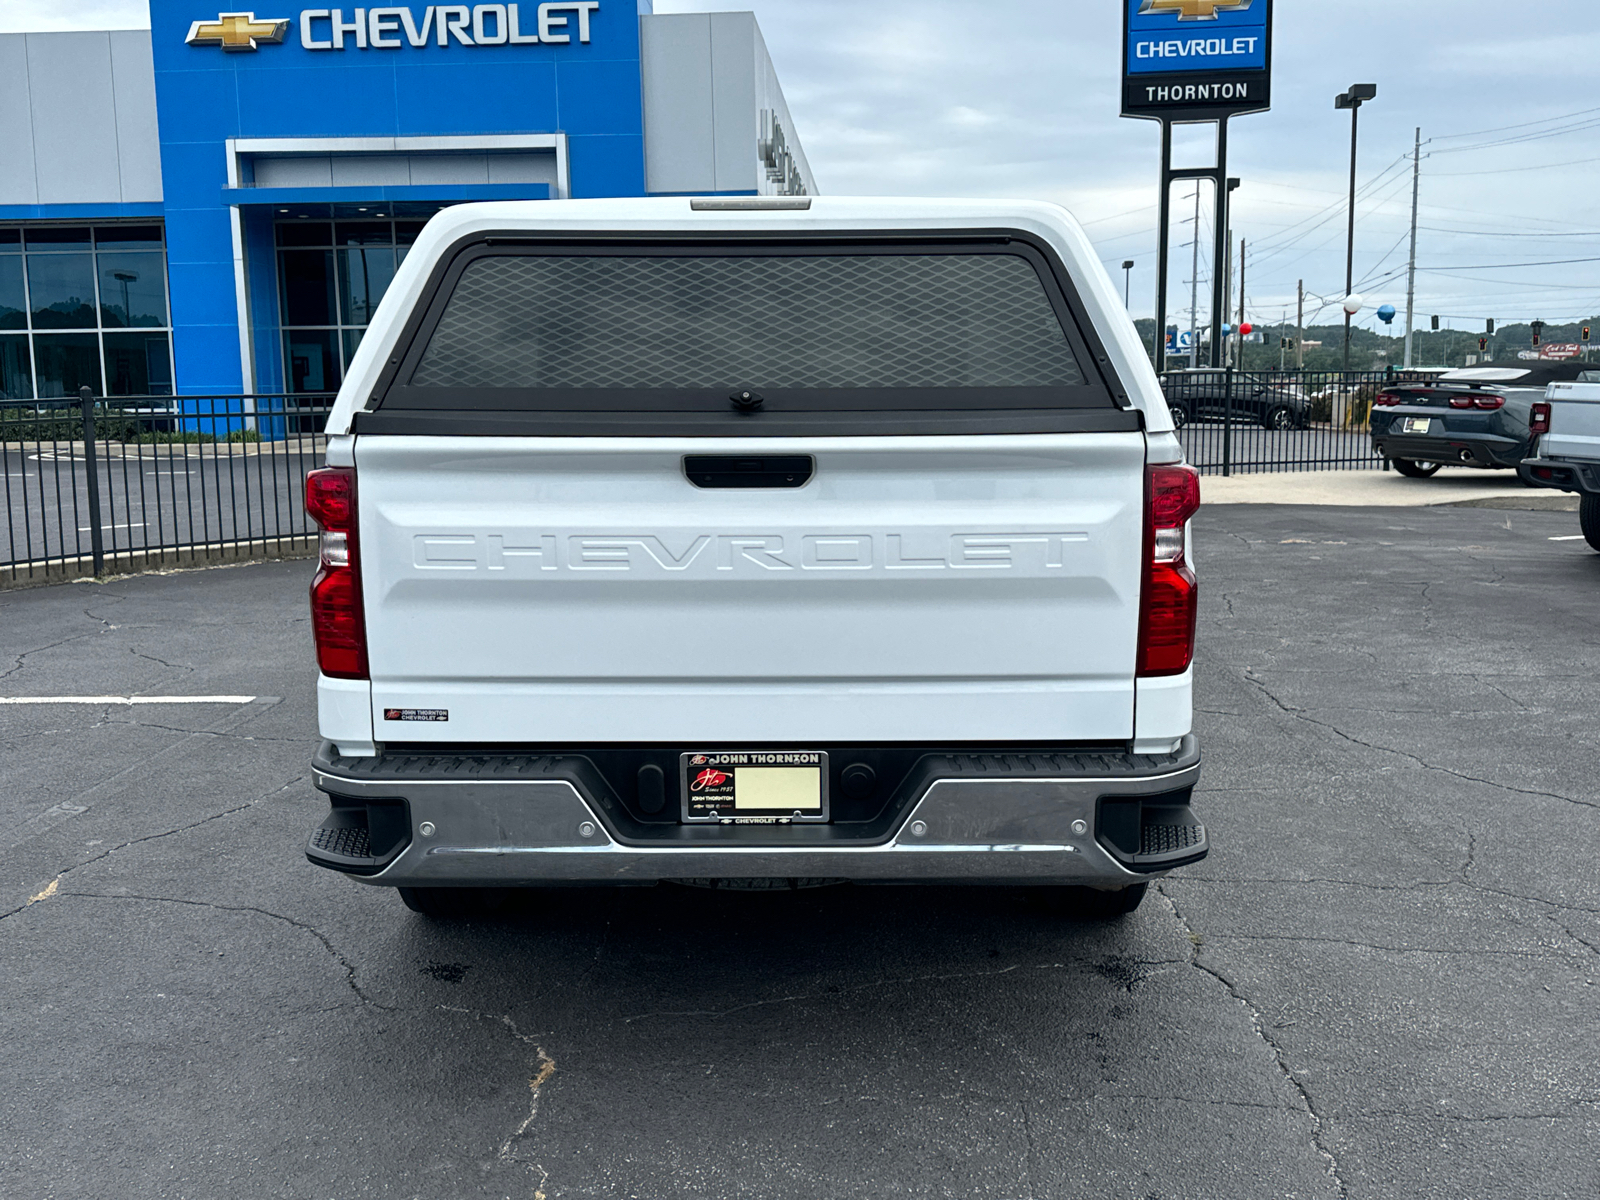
[185,12,291,51]
[1139,0,1254,20]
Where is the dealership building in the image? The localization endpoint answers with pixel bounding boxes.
[0,2,815,401]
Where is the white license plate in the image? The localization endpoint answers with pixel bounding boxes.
[1402,417,1432,434]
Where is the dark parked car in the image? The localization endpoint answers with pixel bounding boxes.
[1369,361,1600,478]
[1161,371,1310,430]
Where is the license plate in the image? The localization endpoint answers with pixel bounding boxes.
[1402,417,1431,434]
[681,751,829,824]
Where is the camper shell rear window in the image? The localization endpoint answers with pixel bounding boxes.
[359,234,1136,437]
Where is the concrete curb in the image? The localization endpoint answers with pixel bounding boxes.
[1,537,316,591]
[1200,466,1579,508]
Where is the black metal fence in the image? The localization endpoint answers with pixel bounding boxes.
[1164,368,1435,476]
[2,390,334,584]
[0,371,1455,583]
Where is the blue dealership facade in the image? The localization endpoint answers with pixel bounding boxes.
[0,2,814,401]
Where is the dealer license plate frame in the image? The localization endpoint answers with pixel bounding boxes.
[680,751,830,825]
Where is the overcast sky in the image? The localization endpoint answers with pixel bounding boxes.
[8,0,1600,335]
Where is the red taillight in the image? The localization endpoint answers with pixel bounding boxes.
[1530,402,1552,435]
[1374,392,1403,407]
[1139,464,1200,677]
[1472,395,1505,411]
[1448,395,1473,408]
[306,467,368,680]
[306,467,356,529]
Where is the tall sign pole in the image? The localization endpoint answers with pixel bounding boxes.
[1123,0,1274,371]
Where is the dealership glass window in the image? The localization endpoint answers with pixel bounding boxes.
[32,333,102,399]
[0,336,31,400]
[27,252,98,329]
[0,223,173,399]
[0,255,26,330]
[104,331,174,396]
[276,215,434,394]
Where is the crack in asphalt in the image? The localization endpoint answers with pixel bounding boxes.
[1543,914,1600,963]
[1241,669,1598,811]
[1158,887,1349,1200]
[1206,930,1569,961]
[1354,1098,1600,1124]
[0,631,97,683]
[1470,675,1529,711]
[127,646,196,674]
[2,775,305,922]
[48,890,394,1010]
[438,1005,557,1200]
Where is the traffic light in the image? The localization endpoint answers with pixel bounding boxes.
[1478,337,1488,352]
[1584,325,1593,344]
[1430,315,1439,331]
[1486,318,1495,334]
[1532,320,1544,346]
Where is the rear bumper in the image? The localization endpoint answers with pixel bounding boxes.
[1372,429,1522,467]
[1519,456,1600,495]
[305,737,1204,888]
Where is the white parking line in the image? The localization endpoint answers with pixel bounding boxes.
[1548,535,1586,541]
[77,523,147,532]
[0,696,257,705]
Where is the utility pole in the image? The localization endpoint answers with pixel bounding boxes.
[1403,127,1421,369]
[1296,279,1305,369]
[1188,184,1201,368]
[1237,237,1246,369]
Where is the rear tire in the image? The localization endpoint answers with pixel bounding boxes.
[1580,494,1600,553]
[1392,458,1442,478]
[1264,406,1296,431]
[398,887,511,917]
[1035,883,1148,919]
[1169,403,1189,430]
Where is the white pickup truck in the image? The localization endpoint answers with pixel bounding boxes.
[1519,377,1600,550]
[300,197,1204,918]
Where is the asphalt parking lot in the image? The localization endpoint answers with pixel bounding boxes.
[2,503,1597,1200]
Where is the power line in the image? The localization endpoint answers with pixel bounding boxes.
[1418,255,1600,269]
[1419,227,1600,238]
[1429,117,1600,155]
[1431,104,1600,141]
[1428,153,1600,178]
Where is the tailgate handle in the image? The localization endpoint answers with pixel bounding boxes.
[683,455,814,489]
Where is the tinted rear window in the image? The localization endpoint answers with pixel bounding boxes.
[410,252,1085,391]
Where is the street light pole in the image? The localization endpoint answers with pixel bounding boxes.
[1335,84,1377,371]
[1122,260,1134,308]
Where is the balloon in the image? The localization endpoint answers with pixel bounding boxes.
[1343,293,1365,315]
[1376,304,1396,324]
[1239,322,1253,336]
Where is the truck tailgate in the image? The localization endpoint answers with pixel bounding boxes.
[1545,381,1600,460]
[356,433,1146,744]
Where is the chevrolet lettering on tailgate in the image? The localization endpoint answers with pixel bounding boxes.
[410,532,1092,573]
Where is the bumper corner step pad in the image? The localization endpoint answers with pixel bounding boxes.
[1097,797,1209,873]
[1135,812,1207,868]
[304,804,410,876]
